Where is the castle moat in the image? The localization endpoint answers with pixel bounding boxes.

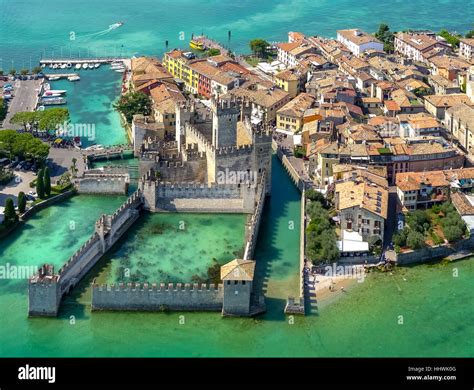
[1,156,473,356]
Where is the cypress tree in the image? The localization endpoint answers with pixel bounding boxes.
[18,191,26,213]
[3,198,17,226]
[36,168,45,199]
[43,167,51,197]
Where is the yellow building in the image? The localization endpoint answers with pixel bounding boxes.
[276,93,315,133]
[274,69,304,98]
[163,49,198,93]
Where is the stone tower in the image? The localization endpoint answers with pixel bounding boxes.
[211,97,239,149]
[220,259,255,316]
[251,123,273,195]
[175,101,195,153]
[28,264,60,317]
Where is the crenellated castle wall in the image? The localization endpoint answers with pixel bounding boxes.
[28,191,144,317]
[92,282,223,311]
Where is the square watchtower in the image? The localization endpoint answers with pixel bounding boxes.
[220,259,255,316]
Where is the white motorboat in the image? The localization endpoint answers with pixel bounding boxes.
[88,64,94,69]
[75,64,82,70]
[84,144,104,151]
[52,64,59,69]
[60,64,67,69]
[42,93,62,98]
[68,75,80,81]
[43,89,67,96]
[115,68,126,73]
[94,63,100,68]
[48,76,60,81]
[41,64,46,68]
[82,63,89,69]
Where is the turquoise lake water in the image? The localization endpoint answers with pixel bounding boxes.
[0,157,473,357]
[0,0,473,357]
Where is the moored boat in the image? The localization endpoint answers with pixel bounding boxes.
[68,75,80,81]
[75,64,82,70]
[94,63,100,68]
[40,97,67,105]
[189,39,206,51]
[88,64,94,69]
[82,63,89,69]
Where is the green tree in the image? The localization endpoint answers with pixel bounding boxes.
[3,198,17,226]
[375,23,395,52]
[305,189,327,207]
[413,87,433,98]
[43,167,51,197]
[406,231,425,249]
[0,130,19,159]
[443,225,463,242]
[392,229,407,247]
[10,111,39,132]
[37,108,69,132]
[249,39,269,57]
[32,66,43,74]
[438,29,462,48]
[407,210,430,233]
[114,91,152,123]
[18,191,26,213]
[36,168,45,199]
[20,69,29,76]
[9,69,16,76]
[0,97,6,122]
[466,30,474,39]
[207,48,221,56]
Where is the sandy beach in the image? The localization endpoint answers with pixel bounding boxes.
[311,273,361,308]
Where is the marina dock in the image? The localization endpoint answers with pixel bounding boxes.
[44,73,80,80]
[40,57,128,65]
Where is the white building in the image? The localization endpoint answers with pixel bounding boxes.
[276,41,315,68]
[460,38,474,61]
[336,29,384,57]
[394,32,449,63]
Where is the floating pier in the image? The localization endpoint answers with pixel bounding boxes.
[44,73,80,80]
[40,57,128,65]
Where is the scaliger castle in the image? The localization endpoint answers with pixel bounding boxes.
[28,96,272,318]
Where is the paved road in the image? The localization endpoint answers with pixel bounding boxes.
[1,79,43,130]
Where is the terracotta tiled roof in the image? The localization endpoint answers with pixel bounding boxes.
[336,180,388,219]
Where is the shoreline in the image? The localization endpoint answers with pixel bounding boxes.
[312,273,361,309]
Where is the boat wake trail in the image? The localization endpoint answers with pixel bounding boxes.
[75,22,124,40]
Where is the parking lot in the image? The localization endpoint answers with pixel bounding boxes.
[0,169,36,208]
[1,78,43,130]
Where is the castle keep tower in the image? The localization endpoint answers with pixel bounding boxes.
[220,259,255,316]
[211,97,239,149]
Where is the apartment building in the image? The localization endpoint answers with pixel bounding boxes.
[336,29,383,57]
[276,93,316,133]
[394,32,450,63]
